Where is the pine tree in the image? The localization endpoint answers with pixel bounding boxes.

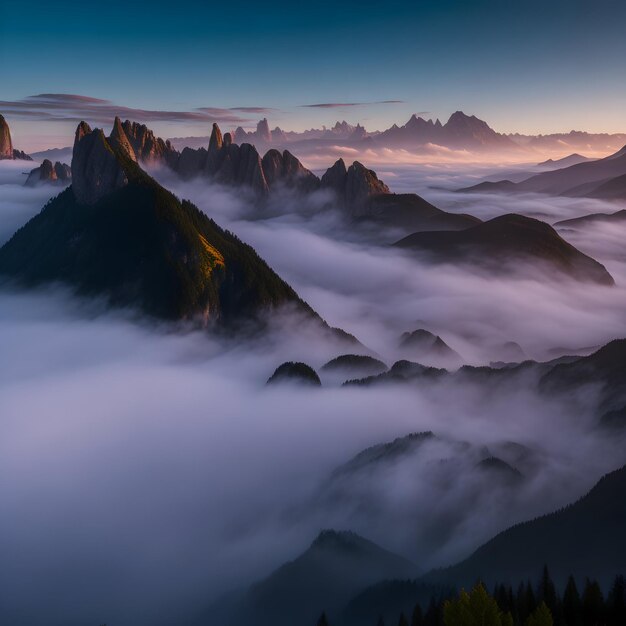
[537,566,559,617]
[562,576,582,626]
[443,584,512,626]
[398,612,409,626]
[411,602,423,626]
[581,579,604,626]
[607,575,626,626]
[377,615,386,626]
[525,602,553,626]
[517,581,537,625]
[424,597,441,626]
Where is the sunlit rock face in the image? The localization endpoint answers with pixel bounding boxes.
[0,114,14,159]
[71,122,128,205]
[120,119,178,166]
[24,159,71,186]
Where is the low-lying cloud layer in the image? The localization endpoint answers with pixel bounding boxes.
[1,161,626,626]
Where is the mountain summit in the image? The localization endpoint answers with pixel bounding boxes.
[0,120,331,325]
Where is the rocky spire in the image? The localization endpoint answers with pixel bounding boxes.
[320,158,390,212]
[261,149,320,192]
[208,123,223,152]
[320,158,348,197]
[109,117,137,161]
[345,161,390,212]
[0,114,14,159]
[256,118,271,142]
[24,160,72,186]
[71,121,129,205]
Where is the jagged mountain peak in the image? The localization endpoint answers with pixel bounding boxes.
[71,121,130,205]
[208,122,223,152]
[109,116,137,161]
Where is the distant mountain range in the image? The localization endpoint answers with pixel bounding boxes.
[11,110,626,165]
[166,112,626,157]
[461,144,626,199]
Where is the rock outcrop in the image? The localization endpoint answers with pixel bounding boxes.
[13,149,33,161]
[320,158,390,212]
[0,114,32,160]
[24,160,71,186]
[175,123,269,195]
[256,118,272,143]
[120,119,178,166]
[0,114,14,159]
[71,122,128,205]
[262,148,320,192]
[108,117,137,162]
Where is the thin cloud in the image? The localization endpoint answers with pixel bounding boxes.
[300,100,405,108]
[229,106,279,114]
[0,93,261,125]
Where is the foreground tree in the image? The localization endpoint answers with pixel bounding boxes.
[411,602,423,626]
[607,575,626,626]
[443,583,513,626]
[562,576,582,626]
[525,602,553,626]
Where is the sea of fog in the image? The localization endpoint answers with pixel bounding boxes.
[1,158,626,626]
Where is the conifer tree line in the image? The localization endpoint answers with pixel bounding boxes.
[315,567,626,626]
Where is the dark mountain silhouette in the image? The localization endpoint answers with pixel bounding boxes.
[555,208,626,228]
[24,159,71,186]
[321,354,388,378]
[394,214,614,285]
[360,192,480,233]
[0,120,339,327]
[330,432,436,478]
[538,338,626,415]
[267,362,322,386]
[460,144,626,199]
[537,153,593,168]
[350,339,626,432]
[586,171,626,200]
[399,329,463,368]
[430,464,626,587]
[227,530,416,626]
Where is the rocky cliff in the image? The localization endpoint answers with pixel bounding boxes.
[0,114,14,159]
[71,122,129,205]
[25,159,71,186]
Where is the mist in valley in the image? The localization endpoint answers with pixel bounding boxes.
[1,158,626,626]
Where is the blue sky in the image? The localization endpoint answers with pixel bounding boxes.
[1,0,625,149]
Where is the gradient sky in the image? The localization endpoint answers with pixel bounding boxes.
[1,0,625,149]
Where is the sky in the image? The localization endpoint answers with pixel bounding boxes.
[1,0,626,150]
